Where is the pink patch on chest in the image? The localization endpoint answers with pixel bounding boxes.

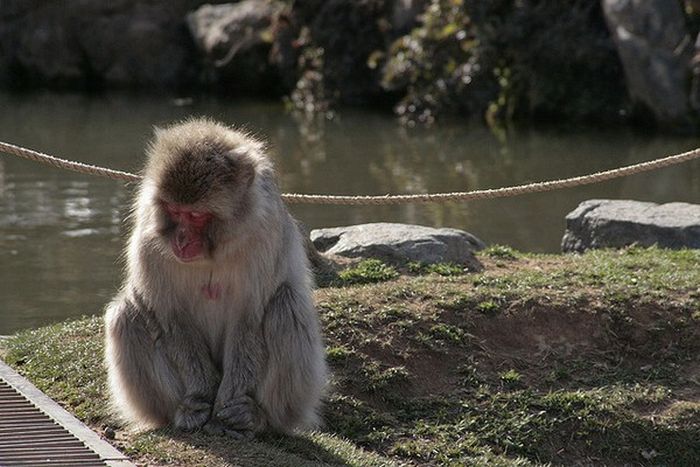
[201,283,222,301]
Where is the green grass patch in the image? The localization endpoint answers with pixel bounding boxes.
[499,369,523,389]
[326,345,354,364]
[407,261,466,276]
[2,247,700,466]
[480,245,520,260]
[338,259,398,285]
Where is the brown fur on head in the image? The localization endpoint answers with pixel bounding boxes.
[142,118,266,263]
[146,118,260,206]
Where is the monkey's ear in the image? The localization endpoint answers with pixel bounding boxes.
[229,148,256,189]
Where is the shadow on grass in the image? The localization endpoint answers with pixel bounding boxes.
[131,426,387,467]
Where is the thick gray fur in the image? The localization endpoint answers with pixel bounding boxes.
[104,119,327,436]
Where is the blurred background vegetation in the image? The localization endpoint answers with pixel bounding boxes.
[2,0,700,132]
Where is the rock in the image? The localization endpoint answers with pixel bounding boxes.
[602,0,693,126]
[103,426,116,440]
[186,0,287,94]
[562,200,700,252]
[0,1,202,89]
[311,223,485,270]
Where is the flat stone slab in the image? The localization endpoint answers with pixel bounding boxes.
[311,223,485,269]
[562,199,700,252]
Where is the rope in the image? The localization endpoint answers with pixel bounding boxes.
[0,141,141,182]
[2,140,700,205]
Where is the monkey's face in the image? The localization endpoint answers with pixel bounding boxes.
[144,119,261,264]
[160,202,215,263]
[151,156,255,264]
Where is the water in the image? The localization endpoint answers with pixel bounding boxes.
[1,92,699,334]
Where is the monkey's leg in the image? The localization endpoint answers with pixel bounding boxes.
[206,313,265,438]
[163,311,221,431]
[105,294,219,431]
[256,282,326,433]
[105,296,180,428]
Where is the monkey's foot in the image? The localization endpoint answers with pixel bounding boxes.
[212,395,261,434]
[203,420,254,440]
[174,397,212,431]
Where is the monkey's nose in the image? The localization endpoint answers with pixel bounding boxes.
[172,225,204,262]
[175,227,189,249]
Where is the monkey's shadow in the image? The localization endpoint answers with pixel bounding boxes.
[161,427,354,466]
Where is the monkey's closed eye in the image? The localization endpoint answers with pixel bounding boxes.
[161,202,211,224]
[162,202,181,217]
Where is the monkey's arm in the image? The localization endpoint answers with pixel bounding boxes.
[257,282,326,433]
[161,308,222,430]
[105,293,220,430]
[209,282,325,436]
[207,311,266,437]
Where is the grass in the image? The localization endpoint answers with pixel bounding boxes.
[338,259,399,285]
[407,261,466,276]
[2,246,700,466]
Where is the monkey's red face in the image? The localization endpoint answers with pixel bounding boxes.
[162,202,214,262]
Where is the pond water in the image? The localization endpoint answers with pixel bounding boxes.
[1,92,699,334]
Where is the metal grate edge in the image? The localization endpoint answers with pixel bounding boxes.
[0,358,134,467]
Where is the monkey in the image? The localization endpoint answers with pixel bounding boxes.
[104,118,327,438]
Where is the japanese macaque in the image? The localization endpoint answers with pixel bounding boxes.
[104,118,327,437]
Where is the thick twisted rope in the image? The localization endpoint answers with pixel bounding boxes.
[0,141,141,182]
[1,140,699,205]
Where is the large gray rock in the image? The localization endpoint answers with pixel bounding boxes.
[562,200,700,252]
[311,223,485,269]
[0,0,203,89]
[602,0,693,125]
[187,1,286,93]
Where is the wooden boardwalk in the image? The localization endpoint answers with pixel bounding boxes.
[0,360,134,467]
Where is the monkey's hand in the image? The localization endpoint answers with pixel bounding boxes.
[205,394,262,439]
[174,395,212,432]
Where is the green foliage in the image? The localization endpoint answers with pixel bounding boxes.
[425,262,466,276]
[481,0,628,123]
[382,0,627,126]
[428,323,465,343]
[362,362,410,393]
[499,369,523,389]
[406,261,424,273]
[476,300,500,315]
[382,0,489,126]
[338,259,399,285]
[458,363,484,387]
[481,244,519,260]
[407,261,466,276]
[326,345,354,364]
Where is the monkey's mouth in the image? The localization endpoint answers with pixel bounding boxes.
[172,243,204,262]
[172,227,206,262]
